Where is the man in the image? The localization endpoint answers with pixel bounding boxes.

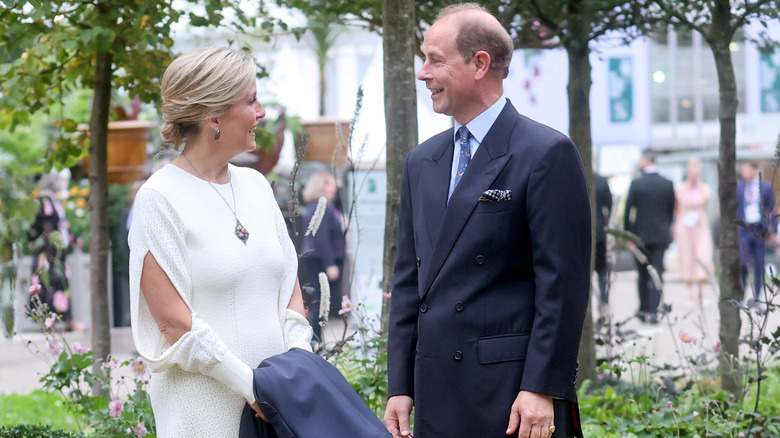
[622,151,675,324]
[384,4,591,438]
[594,173,613,320]
[737,161,776,300]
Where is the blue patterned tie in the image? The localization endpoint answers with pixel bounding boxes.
[454,126,471,189]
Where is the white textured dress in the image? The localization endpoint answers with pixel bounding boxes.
[128,164,312,437]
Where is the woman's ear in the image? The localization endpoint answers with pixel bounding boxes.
[473,50,492,80]
[205,117,220,131]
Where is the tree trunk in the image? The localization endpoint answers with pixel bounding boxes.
[566,37,597,387]
[88,49,113,392]
[319,64,326,117]
[710,27,743,398]
[380,0,418,334]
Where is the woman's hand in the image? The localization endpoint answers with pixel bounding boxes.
[250,402,268,422]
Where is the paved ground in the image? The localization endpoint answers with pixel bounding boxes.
[2,249,779,395]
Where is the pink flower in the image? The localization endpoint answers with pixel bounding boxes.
[133,422,148,437]
[108,398,123,417]
[48,338,63,356]
[666,401,673,408]
[71,342,90,354]
[29,281,42,295]
[382,292,391,299]
[713,341,721,353]
[338,296,353,315]
[130,357,147,378]
[693,411,700,419]
[679,330,697,343]
[104,357,119,369]
[597,373,605,381]
[52,291,69,312]
[44,313,57,328]
[739,433,745,437]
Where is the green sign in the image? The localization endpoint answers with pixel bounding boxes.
[760,52,780,113]
[609,57,633,123]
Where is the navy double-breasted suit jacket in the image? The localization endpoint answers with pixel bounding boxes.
[388,101,591,437]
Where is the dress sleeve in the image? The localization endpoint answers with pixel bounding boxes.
[128,187,255,403]
[264,178,313,352]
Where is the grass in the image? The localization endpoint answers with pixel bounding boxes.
[0,390,81,431]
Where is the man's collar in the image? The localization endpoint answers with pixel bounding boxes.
[453,96,507,144]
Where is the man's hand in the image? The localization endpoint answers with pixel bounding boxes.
[506,391,554,438]
[384,395,414,438]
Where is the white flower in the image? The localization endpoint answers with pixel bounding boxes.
[318,272,330,326]
[305,197,328,237]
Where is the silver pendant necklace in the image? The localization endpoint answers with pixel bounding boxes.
[181,152,249,245]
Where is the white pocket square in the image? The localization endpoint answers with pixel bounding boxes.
[479,189,511,202]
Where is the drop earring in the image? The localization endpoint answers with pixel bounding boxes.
[214,127,221,142]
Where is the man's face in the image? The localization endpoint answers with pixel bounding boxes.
[742,163,758,180]
[417,16,478,123]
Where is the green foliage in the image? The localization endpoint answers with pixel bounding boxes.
[0,0,287,170]
[579,372,780,436]
[332,331,388,417]
[23,295,156,437]
[0,423,83,438]
[0,391,81,430]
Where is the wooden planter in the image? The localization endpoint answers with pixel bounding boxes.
[296,119,351,169]
[82,121,153,184]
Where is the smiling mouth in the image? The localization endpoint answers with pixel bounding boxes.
[431,88,443,96]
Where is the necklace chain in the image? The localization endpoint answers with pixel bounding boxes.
[181,152,250,245]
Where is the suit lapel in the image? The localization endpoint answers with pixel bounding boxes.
[421,104,518,296]
[421,137,454,247]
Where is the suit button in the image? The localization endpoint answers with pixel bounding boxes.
[420,303,428,313]
[475,255,485,265]
[455,302,464,312]
[454,350,463,361]
[416,257,421,267]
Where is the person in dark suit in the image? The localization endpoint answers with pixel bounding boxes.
[384,4,591,438]
[623,151,675,324]
[594,173,613,319]
[737,161,777,300]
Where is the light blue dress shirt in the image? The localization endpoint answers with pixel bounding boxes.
[448,96,508,200]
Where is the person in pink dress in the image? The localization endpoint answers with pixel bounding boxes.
[674,158,715,307]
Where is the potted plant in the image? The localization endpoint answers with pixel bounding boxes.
[79,92,154,184]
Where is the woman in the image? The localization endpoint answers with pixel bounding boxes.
[299,171,346,340]
[674,158,714,307]
[128,47,312,436]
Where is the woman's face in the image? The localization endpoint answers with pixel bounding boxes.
[687,163,700,182]
[324,176,337,201]
[220,84,265,153]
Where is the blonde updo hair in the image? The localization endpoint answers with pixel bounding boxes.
[160,47,257,150]
[302,171,335,203]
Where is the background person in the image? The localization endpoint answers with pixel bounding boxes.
[737,160,777,300]
[128,47,312,437]
[623,150,675,324]
[28,169,82,331]
[673,158,714,307]
[384,4,591,438]
[299,170,346,341]
[594,173,613,320]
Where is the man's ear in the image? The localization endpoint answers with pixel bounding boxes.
[473,50,492,80]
